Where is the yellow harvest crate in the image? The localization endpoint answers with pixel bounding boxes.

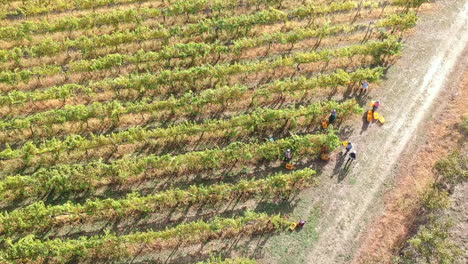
[289,222,297,231]
[367,110,373,122]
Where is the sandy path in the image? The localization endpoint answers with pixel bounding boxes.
[305,1,468,263]
[352,67,468,263]
[263,0,468,263]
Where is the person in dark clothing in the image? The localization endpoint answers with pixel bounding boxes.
[328,109,337,124]
[345,151,356,167]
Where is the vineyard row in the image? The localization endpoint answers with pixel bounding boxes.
[1,21,361,71]
[0,0,372,42]
[0,10,414,99]
[0,131,341,203]
[0,211,290,263]
[0,0,279,20]
[0,168,315,236]
[0,67,383,140]
[0,100,359,166]
[0,38,400,109]
[0,3,393,86]
[0,11,416,66]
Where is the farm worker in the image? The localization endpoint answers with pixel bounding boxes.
[297,220,305,228]
[344,142,353,154]
[360,80,369,93]
[345,151,356,166]
[328,109,337,124]
[284,149,292,162]
[372,100,380,112]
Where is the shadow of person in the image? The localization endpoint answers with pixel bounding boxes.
[338,160,353,182]
[355,90,369,105]
[332,151,347,178]
[342,83,355,98]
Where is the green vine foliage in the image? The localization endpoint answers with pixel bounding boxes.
[0,99,358,165]
[0,130,340,201]
[0,211,291,262]
[0,168,315,236]
[0,67,381,137]
[0,0,425,262]
[0,11,416,64]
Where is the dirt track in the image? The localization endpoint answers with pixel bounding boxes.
[352,67,468,263]
[263,0,468,263]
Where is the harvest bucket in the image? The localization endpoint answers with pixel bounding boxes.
[366,110,373,122]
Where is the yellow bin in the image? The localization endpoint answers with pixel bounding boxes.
[366,110,373,122]
[289,222,297,231]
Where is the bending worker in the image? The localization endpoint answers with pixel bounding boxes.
[329,109,337,124]
[284,149,292,162]
[372,100,380,112]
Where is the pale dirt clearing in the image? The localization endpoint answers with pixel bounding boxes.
[352,66,468,263]
[262,0,468,263]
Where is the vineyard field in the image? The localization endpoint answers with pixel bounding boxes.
[0,0,429,263]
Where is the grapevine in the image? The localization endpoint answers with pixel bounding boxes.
[0,131,340,201]
[0,100,359,166]
[0,168,315,236]
[0,67,382,139]
[0,211,290,262]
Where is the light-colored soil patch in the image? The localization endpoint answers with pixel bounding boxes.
[352,63,468,264]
